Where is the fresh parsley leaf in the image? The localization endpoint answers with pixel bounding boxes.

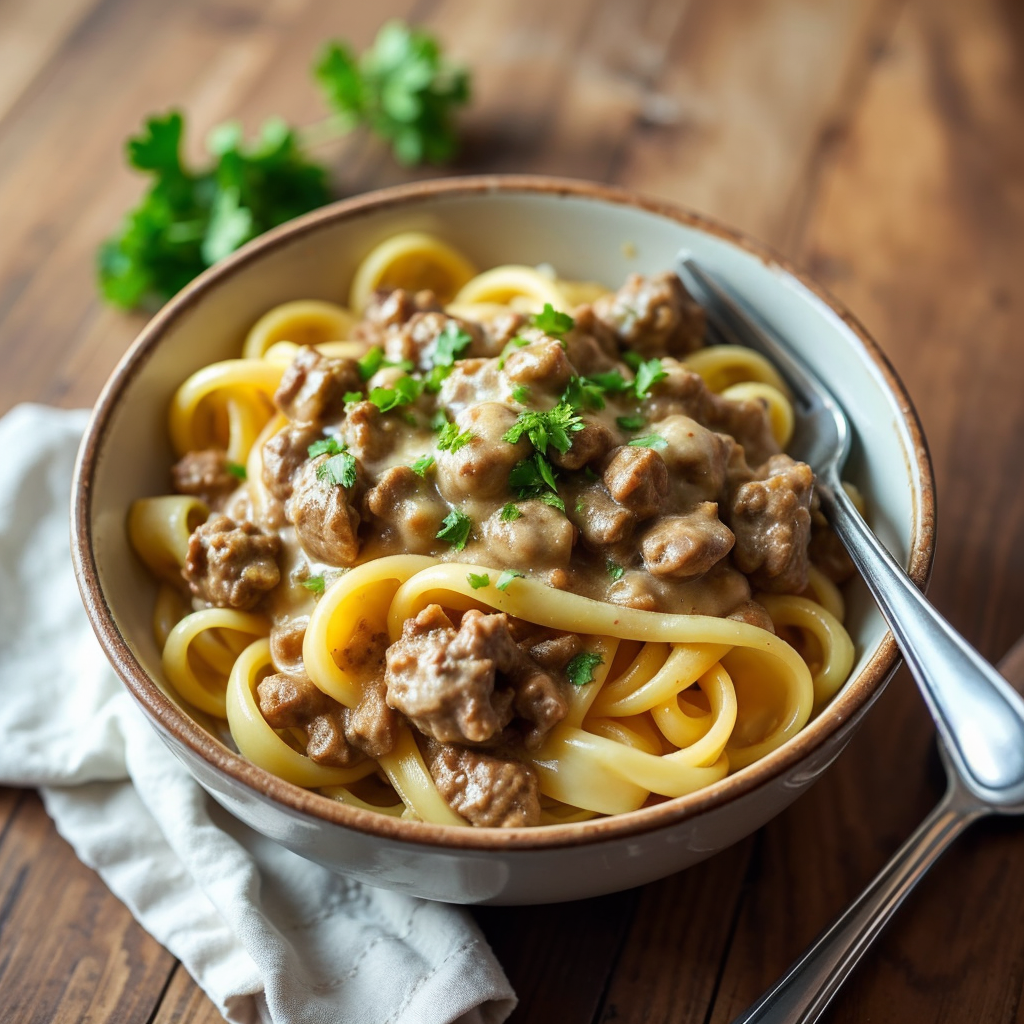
[307,436,345,458]
[316,450,358,487]
[537,491,566,513]
[431,409,450,431]
[357,347,385,380]
[423,365,450,392]
[562,376,605,411]
[315,20,470,166]
[496,569,525,591]
[584,466,599,481]
[574,497,586,514]
[628,434,668,451]
[502,402,583,455]
[411,453,435,477]
[616,414,646,431]
[225,460,247,480]
[499,502,522,522]
[436,508,472,550]
[436,422,474,452]
[585,370,631,394]
[633,358,667,398]
[536,453,559,490]
[566,651,604,686]
[531,303,574,336]
[368,375,424,412]
[301,575,326,595]
[98,112,330,309]
[606,559,625,581]
[432,320,473,366]
[622,351,644,372]
[467,572,490,589]
[511,384,531,404]
[509,454,563,507]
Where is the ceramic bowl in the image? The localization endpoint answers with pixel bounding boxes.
[71,176,934,905]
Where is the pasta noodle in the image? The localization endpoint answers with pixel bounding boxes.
[128,231,858,828]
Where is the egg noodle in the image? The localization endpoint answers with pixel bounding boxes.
[129,231,855,827]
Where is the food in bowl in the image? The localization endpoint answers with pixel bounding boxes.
[126,228,857,829]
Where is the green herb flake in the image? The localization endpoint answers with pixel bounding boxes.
[495,569,524,592]
[436,508,473,550]
[499,502,522,522]
[307,436,345,459]
[431,409,450,431]
[496,335,531,369]
[368,375,424,413]
[357,347,385,381]
[436,422,475,452]
[301,575,326,595]
[467,572,490,590]
[633,358,668,399]
[432,320,473,367]
[344,390,364,406]
[511,384,531,404]
[562,376,605,411]
[537,491,566,513]
[502,402,584,456]
[410,453,435,477]
[566,651,604,686]
[622,351,643,372]
[606,559,625,582]
[531,303,574,337]
[316,450,358,488]
[226,460,247,481]
[585,370,631,394]
[628,434,668,451]
[574,497,586,515]
[423,365,451,393]
[616,414,646,431]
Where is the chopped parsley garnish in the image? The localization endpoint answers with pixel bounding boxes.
[510,453,559,495]
[316,450,358,488]
[436,508,472,550]
[632,357,668,399]
[628,434,668,451]
[499,502,522,522]
[410,453,435,477]
[301,575,326,595]
[566,651,604,686]
[423,366,449,392]
[606,559,625,581]
[537,491,566,513]
[531,303,574,336]
[467,572,490,589]
[496,335,530,369]
[436,422,474,452]
[356,347,413,381]
[431,409,450,431]
[617,414,646,431]
[511,384,531,404]
[343,390,364,406]
[368,375,424,412]
[503,402,583,456]
[562,376,605,411]
[585,370,631,394]
[433,321,473,366]
[622,351,644,371]
[226,460,247,480]
[496,569,524,591]
[574,497,586,514]
[307,436,345,458]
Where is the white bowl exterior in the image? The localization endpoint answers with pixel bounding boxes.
[87,187,923,902]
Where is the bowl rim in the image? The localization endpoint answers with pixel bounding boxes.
[71,174,936,851]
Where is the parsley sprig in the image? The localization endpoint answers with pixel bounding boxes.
[531,303,574,337]
[566,651,604,686]
[308,436,358,488]
[502,402,583,456]
[436,508,472,550]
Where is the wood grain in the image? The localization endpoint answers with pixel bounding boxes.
[1,0,1023,1021]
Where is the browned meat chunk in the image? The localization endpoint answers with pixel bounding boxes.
[437,358,504,418]
[502,337,574,393]
[641,503,735,579]
[256,672,364,767]
[593,272,705,357]
[482,500,576,569]
[653,415,734,502]
[261,423,321,501]
[435,402,531,502]
[551,418,615,471]
[385,605,567,749]
[342,400,402,465]
[729,455,814,593]
[480,311,528,357]
[602,445,669,520]
[523,631,584,672]
[727,599,776,633]
[286,456,363,566]
[357,288,443,342]
[171,449,238,507]
[345,676,400,759]
[563,305,621,375]
[383,311,483,371]
[269,616,308,675]
[364,466,448,554]
[183,514,280,610]
[607,570,660,612]
[642,361,707,423]
[809,497,855,583]
[274,346,362,424]
[566,483,636,550]
[426,740,541,827]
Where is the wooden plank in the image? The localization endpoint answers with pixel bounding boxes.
[149,963,226,1024]
[704,0,1024,1019]
[0,791,174,1023]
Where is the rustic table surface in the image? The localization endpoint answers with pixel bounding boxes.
[2,0,1023,1021]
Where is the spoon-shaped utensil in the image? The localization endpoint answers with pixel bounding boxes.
[675,255,1024,1023]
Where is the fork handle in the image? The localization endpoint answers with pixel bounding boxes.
[730,781,981,1024]
[820,478,1024,802]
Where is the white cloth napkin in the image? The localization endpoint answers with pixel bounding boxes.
[0,403,516,1024]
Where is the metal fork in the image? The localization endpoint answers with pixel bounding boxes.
[675,255,1024,1024]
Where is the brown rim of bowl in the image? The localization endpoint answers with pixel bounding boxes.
[71,174,936,852]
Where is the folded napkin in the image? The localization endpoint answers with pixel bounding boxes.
[0,403,515,1024]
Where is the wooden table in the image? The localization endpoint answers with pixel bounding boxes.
[2,0,1023,1020]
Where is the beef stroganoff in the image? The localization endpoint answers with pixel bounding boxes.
[128,232,856,828]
